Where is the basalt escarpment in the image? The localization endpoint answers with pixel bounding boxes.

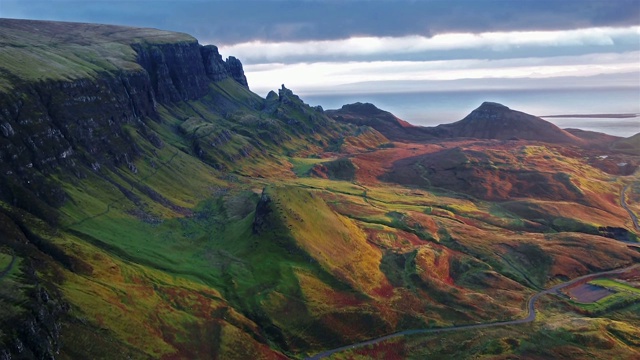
[201,45,249,87]
[0,19,250,221]
[130,40,250,104]
[0,73,152,223]
[2,18,639,360]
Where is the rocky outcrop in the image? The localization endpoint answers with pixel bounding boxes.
[277,85,301,105]
[201,45,229,81]
[261,85,332,135]
[201,46,249,88]
[252,189,273,235]
[1,284,67,360]
[133,41,210,102]
[225,56,249,88]
[0,257,68,360]
[132,41,250,103]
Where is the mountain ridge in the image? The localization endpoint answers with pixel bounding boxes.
[434,101,584,144]
[0,18,639,360]
[329,100,636,151]
[325,102,435,142]
[0,19,389,358]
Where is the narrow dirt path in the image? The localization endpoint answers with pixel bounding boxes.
[306,263,640,359]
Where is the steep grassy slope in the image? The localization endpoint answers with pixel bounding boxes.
[1,19,639,360]
[0,19,388,359]
[612,132,640,155]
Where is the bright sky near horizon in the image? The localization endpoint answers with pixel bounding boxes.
[2,0,639,99]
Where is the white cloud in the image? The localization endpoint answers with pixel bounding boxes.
[218,26,640,62]
[213,26,640,98]
[244,52,640,95]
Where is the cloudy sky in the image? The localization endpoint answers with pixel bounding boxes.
[1,0,639,132]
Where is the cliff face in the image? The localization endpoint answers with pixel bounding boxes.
[201,45,249,87]
[133,41,210,102]
[133,42,250,103]
[0,19,249,222]
[0,20,257,359]
[0,20,394,359]
[0,74,149,222]
[225,56,249,87]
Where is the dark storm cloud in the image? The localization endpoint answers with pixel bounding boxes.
[1,0,638,44]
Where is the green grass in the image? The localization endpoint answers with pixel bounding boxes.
[57,189,320,356]
[288,157,334,177]
[58,177,355,355]
[569,279,640,314]
[0,253,12,271]
[5,19,640,358]
[66,194,250,286]
[0,20,194,91]
[0,256,27,337]
[590,279,640,295]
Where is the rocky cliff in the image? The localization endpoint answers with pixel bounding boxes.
[0,21,387,358]
[1,18,639,360]
[131,40,250,104]
[0,19,250,223]
[0,19,256,358]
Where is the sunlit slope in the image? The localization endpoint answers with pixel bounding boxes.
[0,18,391,359]
[376,142,638,239]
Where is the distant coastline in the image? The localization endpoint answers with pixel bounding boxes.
[542,113,640,119]
[304,88,640,137]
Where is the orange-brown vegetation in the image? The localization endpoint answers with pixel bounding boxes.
[2,20,639,359]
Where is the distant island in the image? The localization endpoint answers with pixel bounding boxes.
[542,113,639,119]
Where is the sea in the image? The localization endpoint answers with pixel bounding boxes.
[301,88,640,138]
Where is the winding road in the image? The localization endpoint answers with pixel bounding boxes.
[306,263,640,360]
[621,184,640,231]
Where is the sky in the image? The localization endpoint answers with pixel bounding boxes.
[1,0,639,131]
